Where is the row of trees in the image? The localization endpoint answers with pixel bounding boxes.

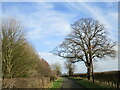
[52,18,116,82]
[51,62,62,76]
[0,18,52,78]
[65,59,76,76]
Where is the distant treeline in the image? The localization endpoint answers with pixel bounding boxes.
[63,71,120,88]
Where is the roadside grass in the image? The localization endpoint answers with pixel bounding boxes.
[68,77,116,89]
[50,77,63,89]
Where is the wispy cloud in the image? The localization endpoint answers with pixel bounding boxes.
[3,2,72,40]
[3,2,118,73]
[66,2,118,41]
[2,0,120,2]
[25,3,72,40]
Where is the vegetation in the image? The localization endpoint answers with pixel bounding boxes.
[51,62,62,76]
[0,25,1,78]
[1,18,59,88]
[52,18,116,82]
[1,18,52,78]
[50,78,63,89]
[93,71,119,88]
[1,17,118,88]
[2,77,52,88]
[69,71,119,88]
[64,59,76,76]
[69,77,116,89]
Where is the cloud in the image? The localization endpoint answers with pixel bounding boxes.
[31,2,118,73]
[3,2,118,73]
[79,2,118,41]
[3,2,118,41]
[25,3,72,40]
[2,0,120,2]
[3,2,72,40]
[94,58,118,72]
[28,29,45,39]
[66,2,118,41]
[38,51,118,73]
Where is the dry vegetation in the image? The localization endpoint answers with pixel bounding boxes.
[2,77,56,88]
[69,71,120,88]
[0,18,59,88]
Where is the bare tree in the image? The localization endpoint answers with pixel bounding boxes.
[1,18,37,78]
[64,59,76,76]
[1,18,26,78]
[52,18,116,82]
[51,62,62,76]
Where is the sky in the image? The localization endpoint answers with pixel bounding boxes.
[2,1,119,73]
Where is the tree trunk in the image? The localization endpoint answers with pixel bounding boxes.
[87,67,90,80]
[87,64,92,80]
[91,62,94,83]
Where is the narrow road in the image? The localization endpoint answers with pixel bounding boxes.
[61,77,84,89]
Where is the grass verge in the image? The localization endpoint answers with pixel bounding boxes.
[69,77,116,89]
[50,77,63,89]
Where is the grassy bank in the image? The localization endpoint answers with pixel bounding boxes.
[50,77,63,89]
[69,77,116,89]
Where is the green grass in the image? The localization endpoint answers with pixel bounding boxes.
[50,78,63,89]
[69,77,116,89]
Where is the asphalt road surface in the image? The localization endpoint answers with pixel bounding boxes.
[61,77,84,89]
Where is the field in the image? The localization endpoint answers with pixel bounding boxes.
[69,77,115,88]
[67,70,120,88]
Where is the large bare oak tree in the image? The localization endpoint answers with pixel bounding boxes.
[52,18,116,82]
